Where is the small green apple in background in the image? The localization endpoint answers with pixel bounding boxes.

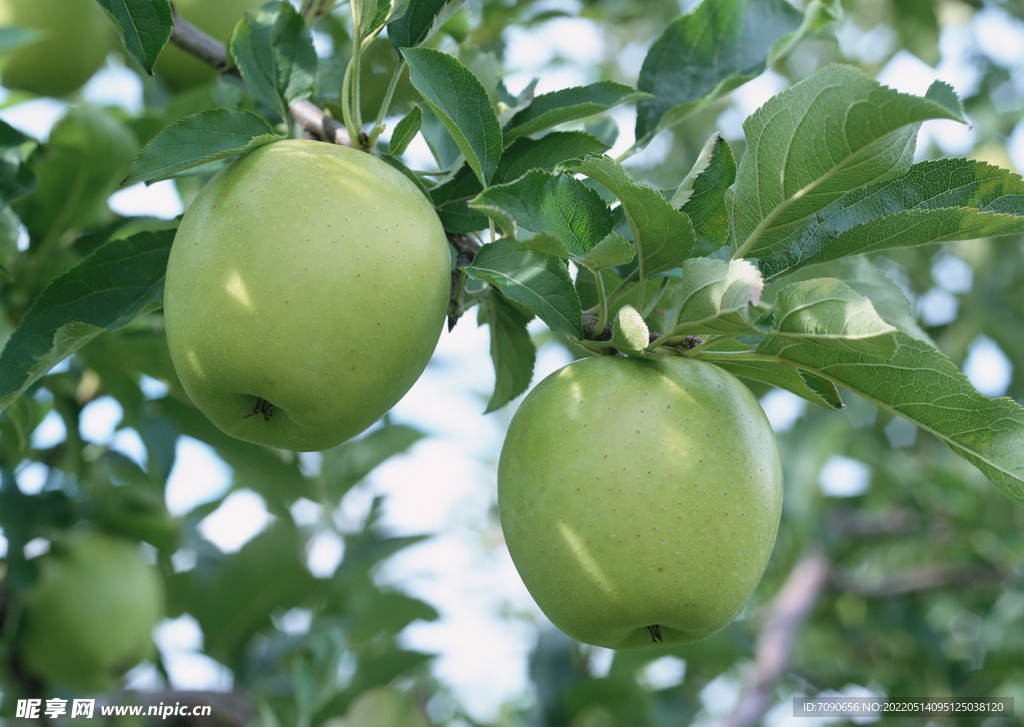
[18,529,165,692]
[154,0,264,92]
[498,355,783,649]
[0,0,114,97]
[163,139,451,452]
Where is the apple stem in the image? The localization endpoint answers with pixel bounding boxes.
[646,624,663,643]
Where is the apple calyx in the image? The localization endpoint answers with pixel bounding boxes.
[243,397,275,421]
[647,625,663,643]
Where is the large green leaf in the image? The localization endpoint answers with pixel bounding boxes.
[635,0,840,143]
[716,333,1024,503]
[95,0,173,74]
[757,158,1024,278]
[731,64,965,260]
[504,82,651,142]
[565,156,693,282]
[0,230,174,414]
[469,169,613,256]
[124,108,283,185]
[229,1,317,119]
[465,239,582,338]
[755,278,899,358]
[402,47,502,185]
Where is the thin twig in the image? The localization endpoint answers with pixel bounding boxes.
[717,550,831,727]
[168,9,352,147]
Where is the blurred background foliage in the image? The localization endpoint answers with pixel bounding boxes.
[0,0,1023,725]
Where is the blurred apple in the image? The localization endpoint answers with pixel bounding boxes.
[0,0,114,97]
[18,529,165,691]
[155,0,264,92]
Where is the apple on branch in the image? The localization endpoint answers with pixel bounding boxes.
[163,139,451,452]
[498,355,783,649]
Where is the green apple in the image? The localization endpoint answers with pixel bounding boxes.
[163,140,451,452]
[154,0,265,92]
[498,355,783,649]
[0,0,114,97]
[18,529,165,692]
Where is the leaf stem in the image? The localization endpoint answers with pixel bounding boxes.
[366,58,407,149]
[591,267,609,335]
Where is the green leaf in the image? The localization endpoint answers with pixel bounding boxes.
[156,397,312,509]
[402,47,502,185]
[666,258,763,335]
[575,231,635,272]
[780,256,933,345]
[0,118,36,206]
[124,109,283,185]
[746,333,1024,503]
[0,230,174,414]
[705,339,844,410]
[756,278,898,358]
[671,132,736,256]
[388,107,422,156]
[635,0,840,143]
[18,107,139,240]
[321,423,425,501]
[182,521,318,665]
[478,289,536,413]
[465,239,582,338]
[354,0,393,40]
[893,0,940,65]
[430,131,610,234]
[469,169,613,255]
[229,1,317,119]
[504,82,652,142]
[757,158,1024,278]
[377,153,431,197]
[565,155,694,279]
[389,0,466,49]
[95,0,173,74]
[732,64,966,261]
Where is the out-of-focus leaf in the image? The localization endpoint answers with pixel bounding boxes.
[327,687,431,727]
[124,108,283,185]
[0,118,37,207]
[156,397,312,511]
[0,230,173,414]
[182,520,319,666]
[18,107,139,239]
[321,423,425,501]
[635,0,840,143]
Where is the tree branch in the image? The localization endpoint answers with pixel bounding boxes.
[168,8,352,147]
[717,550,831,727]
[831,562,1005,598]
